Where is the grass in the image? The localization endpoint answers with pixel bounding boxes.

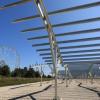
[0,77,51,87]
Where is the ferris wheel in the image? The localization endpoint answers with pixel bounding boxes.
[0,46,20,68]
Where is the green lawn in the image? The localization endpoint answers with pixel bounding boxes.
[0,77,51,87]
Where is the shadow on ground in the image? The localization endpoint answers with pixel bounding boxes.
[78,83,100,97]
[9,85,52,100]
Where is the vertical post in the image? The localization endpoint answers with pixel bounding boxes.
[53,47,58,100]
[34,0,61,99]
[64,64,68,87]
[49,64,54,85]
[91,75,93,84]
[40,65,43,86]
[81,74,82,83]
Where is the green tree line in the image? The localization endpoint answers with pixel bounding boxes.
[0,65,51,78]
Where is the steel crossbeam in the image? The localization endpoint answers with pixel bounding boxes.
[28,28,100,40]
[42,53,100,60]
[12,1,100,22]
[37,43,100,52]
[32,36,100,47]
[45,57,100,63]
[21,17,100,32]
[0,0,31,10]
[47,60,100,64]
[40,48,100,56]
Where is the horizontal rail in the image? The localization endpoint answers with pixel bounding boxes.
[46,60,100,64]
[37,43,100,51]
[32,36,100,47]
[21,17,100,32]
[42,53,100,59]
[28,28,100,40]
[45,57,100,62]
[65,57,100,61]
[64,60,100,64]
[40,48,100,56]
[0,0,31,10]
[13,1,100,22]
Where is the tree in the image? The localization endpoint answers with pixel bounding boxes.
[25,66,35,78]
[42,73,46,78]
[11,68,21,77]
[1,65,10,76]
[47,75,52,78]
[23,67,27,77]
[0,66,2,75]
[35,71,40,78]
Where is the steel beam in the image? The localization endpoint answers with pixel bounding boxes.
[28,28,100,40]
[34,0,63,99]
[64,60,100,64]
[21,17,100,32]
[13,1,100,22]
[32,36,100,47]
[0,0,31,10]
[45,57,100,63]
[37,48,50,51]
[64,57,100,61]
[42,53,100,59]
[37,43,100,52]
[40,48,100,56]
[47,60,100,64]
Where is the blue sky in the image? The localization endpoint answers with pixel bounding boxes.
[0,0,100,73]
[0,0,43,67]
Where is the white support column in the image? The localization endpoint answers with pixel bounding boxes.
[53,44,58,100]
[40,65,43,86]
[34,0,62,99]
[49,64,54,85]
[64,64,68,87]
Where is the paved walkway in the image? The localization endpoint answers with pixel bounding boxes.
[0,80,100,100]
[0,81,51,100]
[33,80,100,100]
